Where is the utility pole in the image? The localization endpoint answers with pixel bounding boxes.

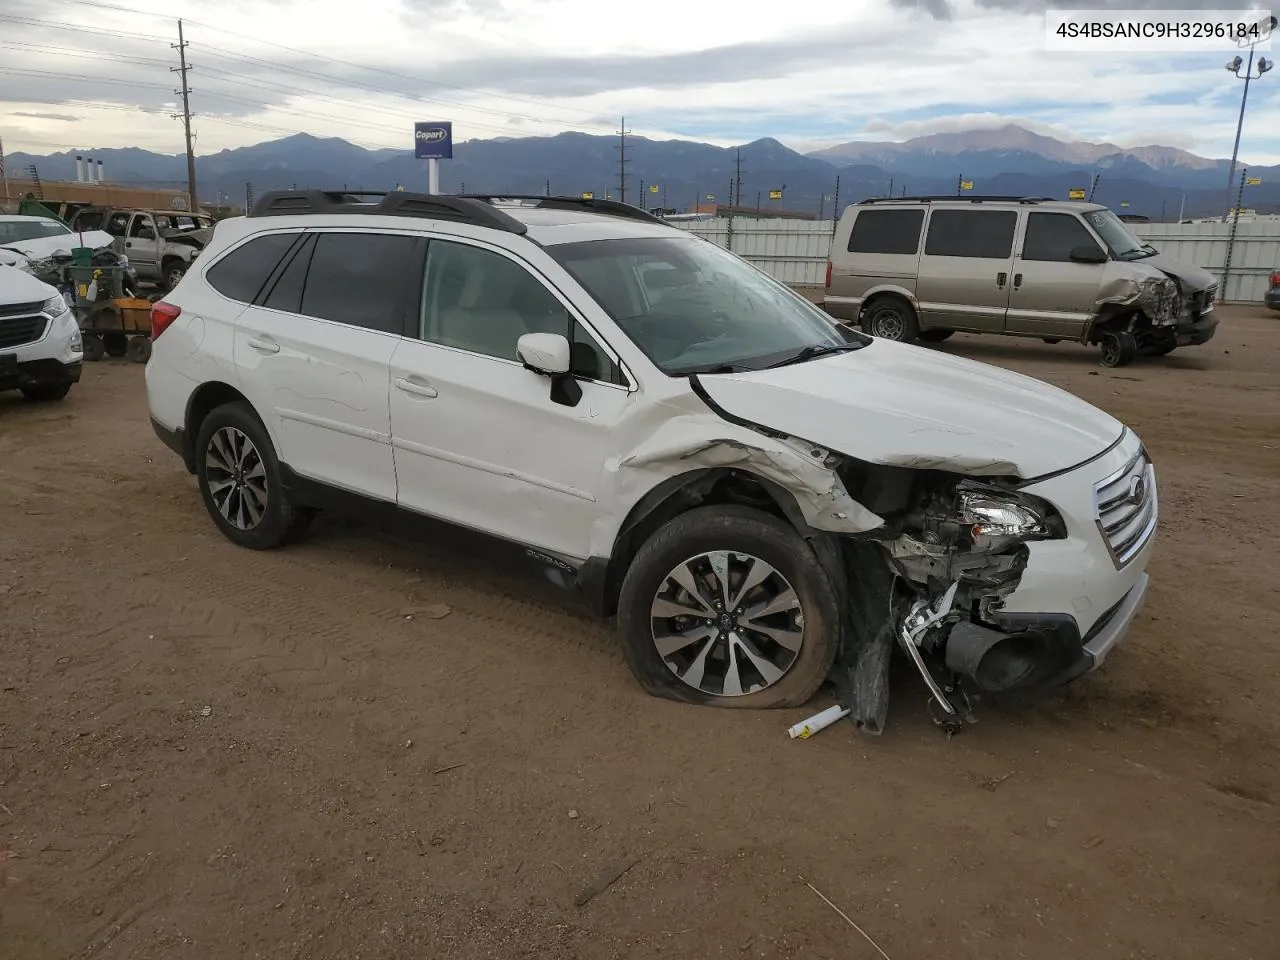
[545,178,551,197]
[831,175,840,237]
[1089,173,1101,202]
[1221,167,1248,302]
[615,116,631,204]
[733,147,744,210]
[171,19,198,211]
[639,178,645,210]
[245,181,253,213]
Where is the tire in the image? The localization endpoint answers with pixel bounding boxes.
[194,401,312,549]
[162,261,187,292]
[81,333,105,362]
[20,382,71,402]
[616,505,841,709]
[918,329,954,343]
[126,336,152,364]
[103,332,128,358]
[862,297,920,343]
[1099,331,1138,368]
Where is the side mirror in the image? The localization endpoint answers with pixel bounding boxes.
[1069,244,1107,264]
[516,332,571,375]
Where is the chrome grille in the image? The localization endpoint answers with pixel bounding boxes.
[0,313,48,350]
[1094,447,1158,568]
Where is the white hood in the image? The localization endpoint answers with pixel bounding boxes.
[0,229,116,260]
[696,340,1124,479]
[0,263,59,303]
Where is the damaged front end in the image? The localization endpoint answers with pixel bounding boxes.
[831,465,1079,737]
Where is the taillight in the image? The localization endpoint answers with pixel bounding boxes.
[1271,270,1280,287]
[150,301,181,341]
[825,260,832,289]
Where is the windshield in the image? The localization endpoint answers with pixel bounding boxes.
[1084,209,1153,260]
[0,220,71,244]
[548,236,868,375]
[157,215,212,232]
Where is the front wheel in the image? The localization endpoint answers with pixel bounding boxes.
[1100,331,1138,368]
[20,382,71,402]
[616,505,841,709]
[194,402,312,549]
[862,297,920,343]
[162,261,188,292]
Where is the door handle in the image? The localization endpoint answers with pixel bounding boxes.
[246,335,280,354]
[1013,273,1023,289]
[996,272,1008,288]
[395,377,438,398]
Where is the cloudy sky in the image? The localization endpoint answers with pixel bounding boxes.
[1,0,1277,162]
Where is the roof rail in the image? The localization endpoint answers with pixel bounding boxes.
[457,194,667,226]
[247,190,529,234]
[859,195,1057,205]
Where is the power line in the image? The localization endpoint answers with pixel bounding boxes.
[15,1,616,127]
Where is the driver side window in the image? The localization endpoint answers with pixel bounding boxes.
[129,215,155,238]
[420,240,624,385]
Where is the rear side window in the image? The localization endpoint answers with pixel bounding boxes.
[260,235,315,314]
[847,209,924,254]
[1021,213,1100,262]
[300,232,420,334]
[206,233,298,303]
[924,210,1017,259]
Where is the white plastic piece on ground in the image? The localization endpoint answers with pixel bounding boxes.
[787,704,851,740]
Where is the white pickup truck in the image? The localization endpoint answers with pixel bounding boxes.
[69,208,212,290]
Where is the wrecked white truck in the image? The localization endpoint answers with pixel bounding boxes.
[145,194,1155,736]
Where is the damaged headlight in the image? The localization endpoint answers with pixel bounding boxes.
[1137,276,1179,326]
[955,485,1060,552]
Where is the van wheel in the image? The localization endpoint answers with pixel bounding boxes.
[616,505,840,709]
[1099,331,1138,368]
[918,329,954,343]
[862,297,919,343]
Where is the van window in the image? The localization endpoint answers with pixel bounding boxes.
[847,209,924,254]
[924,210,1017,259]
[1022,213,1101,262]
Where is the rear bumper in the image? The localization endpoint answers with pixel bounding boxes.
[822,295,862,324]
[0,357,82,392]
[150,416,193,471]
[1265,290,1280,311]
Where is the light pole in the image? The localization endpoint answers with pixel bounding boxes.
[1222,43,1274,220]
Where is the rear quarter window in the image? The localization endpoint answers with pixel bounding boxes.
[205,233,299,303]
[847,208,925,255]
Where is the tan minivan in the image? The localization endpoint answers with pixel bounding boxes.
[824,196,1219,367]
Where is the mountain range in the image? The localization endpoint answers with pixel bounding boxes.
[6,124,1278,220]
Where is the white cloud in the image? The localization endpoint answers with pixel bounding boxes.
[0,0,1276,167]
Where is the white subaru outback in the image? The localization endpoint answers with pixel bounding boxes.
[145,191,1157,733]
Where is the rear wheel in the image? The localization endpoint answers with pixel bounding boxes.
[126,335,152,364]
[103,332,128,358]
[194,402,312,549]
[81,333,105,362]
[862,297,920,343]
[918,329,954,343]
[616,505,840,709]
[1099,331,1138,368]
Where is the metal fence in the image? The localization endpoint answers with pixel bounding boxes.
[672,216,1280,302]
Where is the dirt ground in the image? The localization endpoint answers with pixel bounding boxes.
[1,305,1277,959]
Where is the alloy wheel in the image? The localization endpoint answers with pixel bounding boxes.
[205,426,269,530]
[649,551,804,697]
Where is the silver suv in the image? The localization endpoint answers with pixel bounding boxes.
[824,196,1218,367]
